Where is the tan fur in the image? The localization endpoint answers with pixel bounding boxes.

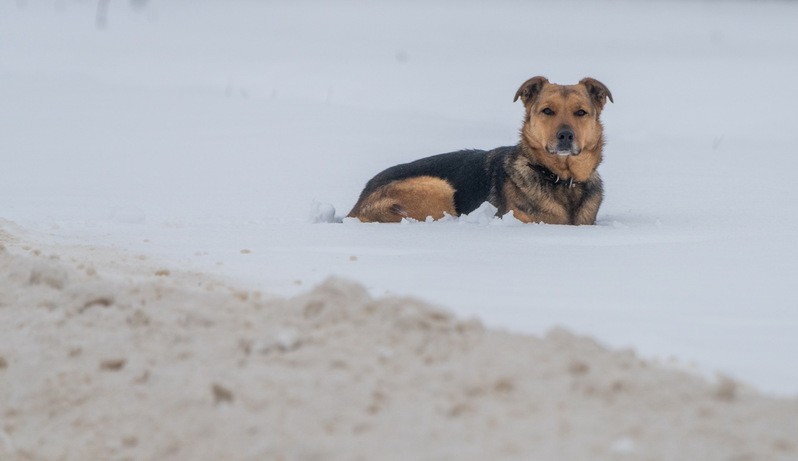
[502,180,568,225]
[519,83,606,182]
[500,155,602,225]
[572,195,602,225]
[348,176,456,223]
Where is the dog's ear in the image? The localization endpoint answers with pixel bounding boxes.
[514,76,549,105]
[579,77,613,109]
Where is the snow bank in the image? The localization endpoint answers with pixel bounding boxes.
[1,224,796,461]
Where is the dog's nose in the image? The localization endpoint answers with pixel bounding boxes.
[557,128,575,143]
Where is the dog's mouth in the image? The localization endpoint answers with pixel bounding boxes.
[546,144,581,156]
[545,126,582,156]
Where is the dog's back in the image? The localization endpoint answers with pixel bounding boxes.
[348,150,497,222]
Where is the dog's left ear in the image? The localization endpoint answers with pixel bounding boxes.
[579,78,614,109]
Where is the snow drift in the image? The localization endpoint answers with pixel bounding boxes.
[1,224,796,460]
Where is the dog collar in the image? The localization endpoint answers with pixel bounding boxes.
[527,162,579,188]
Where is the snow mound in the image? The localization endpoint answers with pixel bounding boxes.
[1,225,796,460]
[455,201,525,226]
[309,201,337,223]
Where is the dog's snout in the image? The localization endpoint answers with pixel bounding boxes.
[557,128,574,143]
[555,127,576,153]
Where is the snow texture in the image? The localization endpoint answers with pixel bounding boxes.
[1,231,796,460]
[1,0,798,396]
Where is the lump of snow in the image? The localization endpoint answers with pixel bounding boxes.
[309,201,337,223]
[458,202,524,226]
[491,210,524,226]
[460,202,499,225]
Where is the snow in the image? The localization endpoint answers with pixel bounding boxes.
[2,0,798,395]
[309,201,337,223]
[4,251,794,459]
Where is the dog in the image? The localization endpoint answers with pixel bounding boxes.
[347,76,613,225]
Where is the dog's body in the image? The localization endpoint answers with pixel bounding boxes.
[348,76,613,225]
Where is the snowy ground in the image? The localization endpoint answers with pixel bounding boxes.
[3,235,797,460]
[2,0,798,395]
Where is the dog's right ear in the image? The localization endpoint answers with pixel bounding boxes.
[513,76,549,105]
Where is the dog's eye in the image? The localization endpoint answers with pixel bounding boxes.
[541,108,555,116]
[574,109,588,117]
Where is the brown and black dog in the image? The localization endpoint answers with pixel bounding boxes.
[348,76,613,225]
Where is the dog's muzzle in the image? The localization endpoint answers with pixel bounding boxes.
[553,127,579,156]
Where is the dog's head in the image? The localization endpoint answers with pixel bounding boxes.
[514,76,613,180]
